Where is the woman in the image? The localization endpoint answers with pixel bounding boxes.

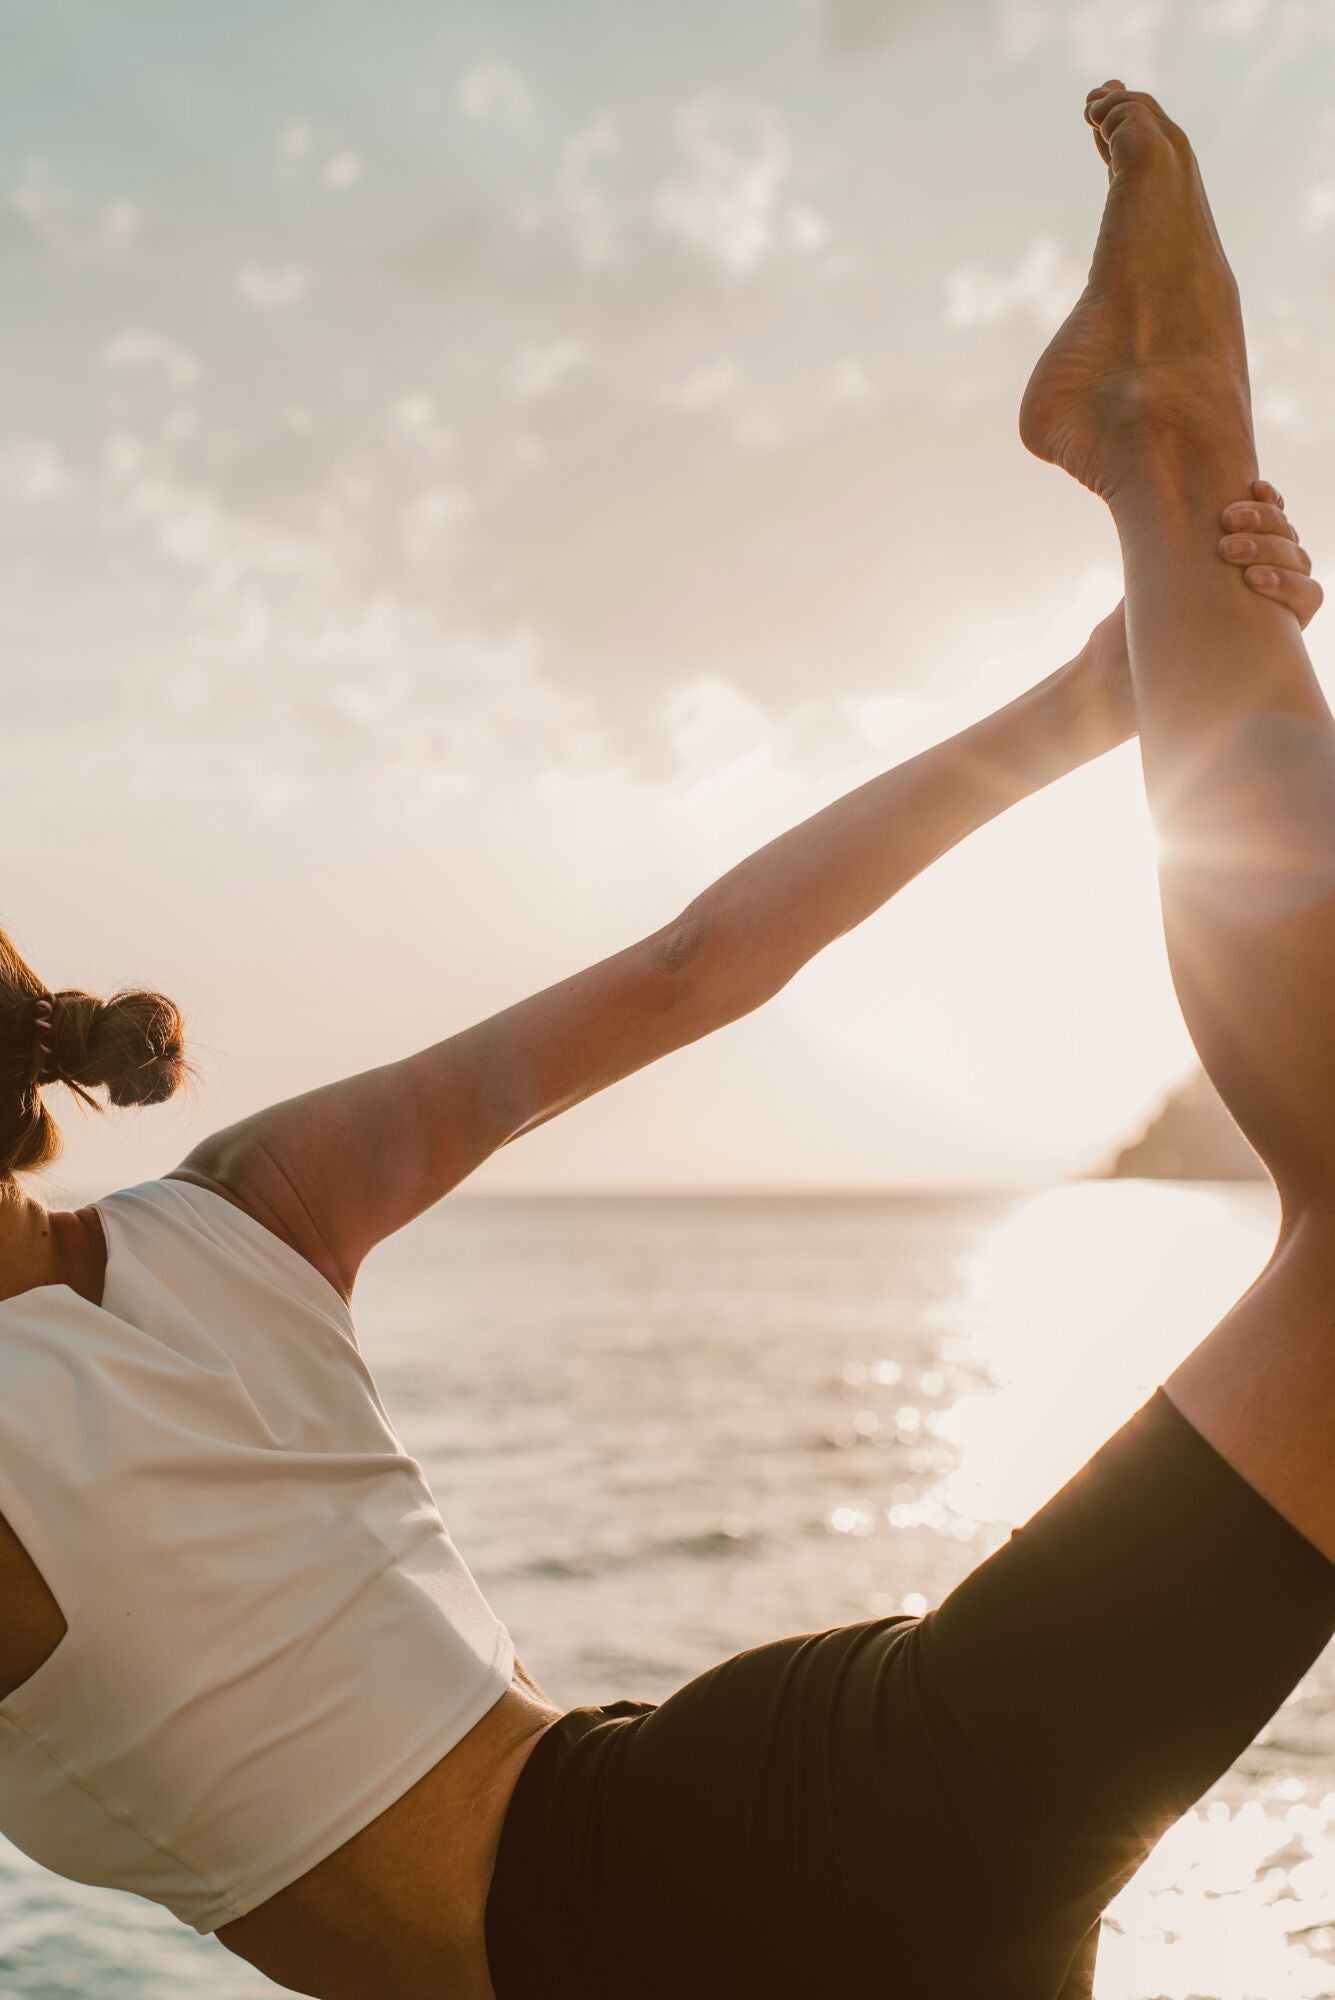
[0,87,1329,2000]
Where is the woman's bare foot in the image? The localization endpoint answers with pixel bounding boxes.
[1018,82,1255,501]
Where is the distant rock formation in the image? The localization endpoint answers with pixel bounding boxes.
[1103,1069,1267,1181]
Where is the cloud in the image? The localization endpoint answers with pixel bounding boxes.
[554,113,621,267]
[399,485,475,564]
[826,360,873,405]
[102,327,202,392]
[994,0,1169,69]
[652,94,795,278]
[0,438,74,506]
[323,149,363,191]
[1192,0,1266,34]
[1301,180,1335,234]
[78,409,600,799]
[10,160,142,261]
[274,121,364,192]
[509,337,589,402]
[658,360,742,413]
[458,62,535,128]
[389,394,455,457]
[815,0,945,58]
[236,261,315,310]
[944,235,1083,330]
[462,389,1054,735]
[279,121,314,161]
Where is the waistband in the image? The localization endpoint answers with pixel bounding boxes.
[483,1697,657,1998]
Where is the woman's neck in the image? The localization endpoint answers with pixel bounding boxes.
[0,1194,69,1303]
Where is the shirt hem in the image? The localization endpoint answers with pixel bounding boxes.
[186,1624,516,1935]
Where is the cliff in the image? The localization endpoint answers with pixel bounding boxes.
[1102,1070,1267,1181]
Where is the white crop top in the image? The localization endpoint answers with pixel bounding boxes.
[0,1177,515,1934]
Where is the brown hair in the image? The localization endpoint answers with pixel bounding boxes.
[0,925,196,1184]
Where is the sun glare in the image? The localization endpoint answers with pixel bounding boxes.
[935,1180,1279,1529]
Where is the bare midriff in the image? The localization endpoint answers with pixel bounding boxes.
[0,1188,563,2000]
[215,1673,563,2000]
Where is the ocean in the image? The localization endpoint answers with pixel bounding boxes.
[4,1181,1334,2000]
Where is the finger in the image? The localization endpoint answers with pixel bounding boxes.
[1245,565,1324,632]
[1252,479,1285,512]
[1219,531,1311,577]
[1221,500,1299,543]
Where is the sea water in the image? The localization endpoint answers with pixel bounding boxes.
[3,1182,1333,2000]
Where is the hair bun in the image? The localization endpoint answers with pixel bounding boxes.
[46,987,190,1109]
[0,929,194,1184]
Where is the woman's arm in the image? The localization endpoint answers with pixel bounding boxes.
[496,477,1313,1148]
[176,494,1313,1298]
[178,647,1122,1286]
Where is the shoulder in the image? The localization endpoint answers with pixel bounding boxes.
[163,1160,353,1309]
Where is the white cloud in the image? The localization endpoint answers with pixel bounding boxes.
[826,360,873,405]
[661,678,771,772]
[399,485,474,564]
[653,94,793,278]
[323,150,363,191]
[458,62,535,128]
[1301,180,1335,234]
[944,235,1083,330]
[11,160,142,261]
[279,120,314,160]
[654,360,781,446]
[555,113,621,266]
[1255,385,1304,433]
[390,394,455,457]
[659,359,741,412]
[236,261,314,310]
[510,337,589,402]
[102,327,201,392]
[815,0,942,58]
[995,0,1168,69]
[1193,0,1267,35]
[784,202,829,253]
[729,406,784,450]
[1060,0,1166,70]
[103,200,143,253]
[0,438,74,505]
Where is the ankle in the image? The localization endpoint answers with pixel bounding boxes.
[1104,380,1257,526]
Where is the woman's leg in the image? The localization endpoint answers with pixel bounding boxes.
[834,81,1335,1999]
[1022,81,1335,1565]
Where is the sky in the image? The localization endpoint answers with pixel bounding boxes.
[4,0,1334,1199]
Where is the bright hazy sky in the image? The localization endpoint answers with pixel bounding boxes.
[5,0,1333,1199]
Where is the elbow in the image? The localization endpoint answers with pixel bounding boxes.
[652,907,779,1027]
[654,908,711,977]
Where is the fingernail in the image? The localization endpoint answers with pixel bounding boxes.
[1229,507,1261,529]
[1252,568,1279,588]
[1223,536,1257,558]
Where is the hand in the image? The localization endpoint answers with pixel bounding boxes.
[1069,478,1322,760]
[1217,479,1322,627]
